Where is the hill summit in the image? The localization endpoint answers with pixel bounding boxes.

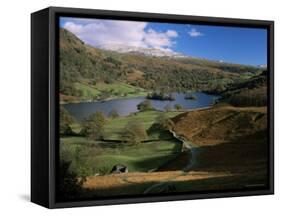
[99,43,186,58]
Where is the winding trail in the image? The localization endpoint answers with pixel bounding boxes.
[143,129,197,194]
[168,129,196,171]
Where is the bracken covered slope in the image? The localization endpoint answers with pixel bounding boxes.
[172,105,267,146]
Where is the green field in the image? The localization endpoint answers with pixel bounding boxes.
[60,110,183,175]
[103,110,183,140]
[61,80,148,103]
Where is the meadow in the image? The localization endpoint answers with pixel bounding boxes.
[60,110,184,176]
[61,80,147,103]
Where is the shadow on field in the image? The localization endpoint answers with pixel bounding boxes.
[78,173,266,200]
[192,130,268,174]
[132,154,180,171]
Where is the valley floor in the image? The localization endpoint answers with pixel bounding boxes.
[74,105,268,198]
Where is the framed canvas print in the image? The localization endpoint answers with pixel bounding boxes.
[31,7,274,208]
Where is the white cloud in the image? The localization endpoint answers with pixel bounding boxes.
[143,29,177,48]
[188,28,203,37]
[166,30,178,37]
[62,18,178,49]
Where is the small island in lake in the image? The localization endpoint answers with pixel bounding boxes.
[184,93,197,100]
[147,91,175,101]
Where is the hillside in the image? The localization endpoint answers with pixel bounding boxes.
[220,71,267,106]
[171,105,267,182]
[172,105,267,145]
[174,57,261,75]
[60,28,146,102]
[59,28,262,103]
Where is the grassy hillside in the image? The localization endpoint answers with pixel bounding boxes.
[60,110,183,176]
[59,28,262,103]
[60,80,147,103]
[60,29,148,102]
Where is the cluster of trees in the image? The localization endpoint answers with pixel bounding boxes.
[147,91,175,101]
[136,100,184,112]
[184,93,197,100]
[78,110,148,146]
[132,66,235,93]
[154,112,175,131]
[108,109,119,118]
[60,80,83,98]
[174,104,183,110]
[220,71,267,107]
[60,106,120,139]
[79,109,119,140]
[80,111,107,139]
[121,121,148,145]
[120,111,176,145]
[137,100,154,111]
[224,88,267,107]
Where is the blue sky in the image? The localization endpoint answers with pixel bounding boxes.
[60,17,267,66]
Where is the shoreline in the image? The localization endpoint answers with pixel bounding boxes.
[60,91,220,105]
[60,93,147,105]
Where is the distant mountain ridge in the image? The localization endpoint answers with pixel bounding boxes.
[99,44,187,58]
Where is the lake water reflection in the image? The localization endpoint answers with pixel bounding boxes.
[63,92,219,121]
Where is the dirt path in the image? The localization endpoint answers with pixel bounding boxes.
[143,129,197,194]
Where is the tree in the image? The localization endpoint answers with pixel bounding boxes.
[164,104,172,112]
[60,106,75,135]
[137,100,154,111]
[174,104,183,110]
[80,112,106,139]
[121,121,147,145]
[109,109,119,119]
[155,112,174,131]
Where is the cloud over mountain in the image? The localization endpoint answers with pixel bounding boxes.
[62,18,178,49]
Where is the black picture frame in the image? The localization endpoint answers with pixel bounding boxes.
[31,6,274,209]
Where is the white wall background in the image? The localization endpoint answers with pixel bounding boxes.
[0,0,279,214]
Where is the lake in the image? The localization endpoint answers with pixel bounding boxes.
[63,92,219,121]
